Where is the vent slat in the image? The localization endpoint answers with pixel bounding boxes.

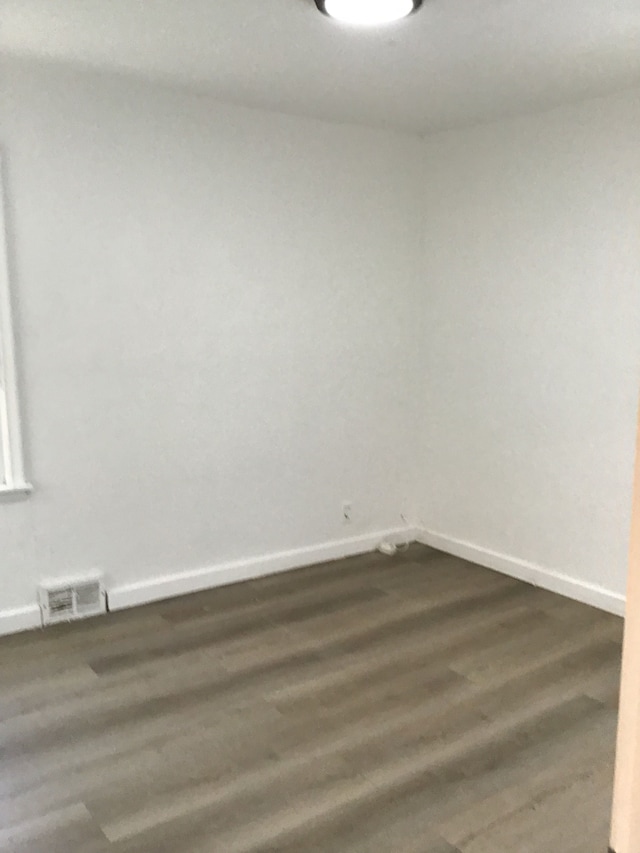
[48,588,74,614]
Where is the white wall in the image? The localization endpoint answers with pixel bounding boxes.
[0,61,424,624]
[1,60,638,630]
[415,90,640,611]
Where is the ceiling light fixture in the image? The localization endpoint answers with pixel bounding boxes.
[315,0,422,26]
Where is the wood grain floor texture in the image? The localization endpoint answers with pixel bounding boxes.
[0,545,622,853]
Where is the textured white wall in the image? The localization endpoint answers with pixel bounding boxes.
[0,61,424,615]
[415,90,640,602]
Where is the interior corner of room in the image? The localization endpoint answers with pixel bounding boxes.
[1,3,640,849]
[1,62,638,634]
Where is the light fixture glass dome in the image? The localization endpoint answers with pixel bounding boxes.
[316,0,422,26]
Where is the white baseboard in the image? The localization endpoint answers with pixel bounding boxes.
[5,525,619,635]
[418,528,626,617]
[0,605,41,637]
[108,526,416,612]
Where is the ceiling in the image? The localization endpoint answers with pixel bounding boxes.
[1,0,639,134]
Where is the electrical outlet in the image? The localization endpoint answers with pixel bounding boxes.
[342,502,352,524]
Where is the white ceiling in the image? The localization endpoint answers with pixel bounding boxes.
[1,0,639,134]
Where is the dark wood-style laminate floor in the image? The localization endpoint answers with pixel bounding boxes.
[0,545,622,853]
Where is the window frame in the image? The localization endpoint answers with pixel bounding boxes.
[0,157,30,496]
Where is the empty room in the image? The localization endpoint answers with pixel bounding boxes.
[1,1,640,851]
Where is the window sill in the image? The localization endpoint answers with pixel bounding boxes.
[0,482,33,500]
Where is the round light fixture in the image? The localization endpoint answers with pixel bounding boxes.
[315,0,422,26]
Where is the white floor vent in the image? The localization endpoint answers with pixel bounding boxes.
[38,573,107,625]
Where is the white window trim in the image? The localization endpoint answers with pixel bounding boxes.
[0,157,31,497]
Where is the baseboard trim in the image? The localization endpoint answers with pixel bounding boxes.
[4,525,619,634]
[108,526,417,612]
[418,528,626,617]
[0,605,41,637]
